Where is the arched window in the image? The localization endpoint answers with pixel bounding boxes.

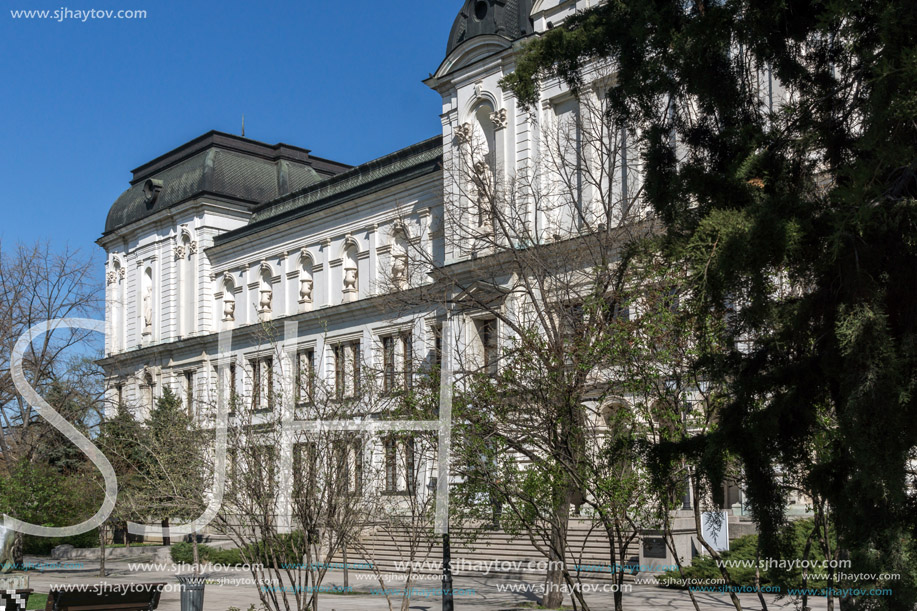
[342,242,359,303]
[298,249,314,312]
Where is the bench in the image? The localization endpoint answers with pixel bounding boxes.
[0,589,32,611]
[45,583,165,611]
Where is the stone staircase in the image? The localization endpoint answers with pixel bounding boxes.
[331,520,641,581]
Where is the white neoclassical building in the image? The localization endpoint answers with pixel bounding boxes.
[99,0,776,545]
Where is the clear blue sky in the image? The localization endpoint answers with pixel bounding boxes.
[0,0,459,258]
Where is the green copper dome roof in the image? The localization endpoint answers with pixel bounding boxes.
[103,131,350,235]
[446,0,535,57]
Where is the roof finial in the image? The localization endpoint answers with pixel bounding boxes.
[241,114,245,138]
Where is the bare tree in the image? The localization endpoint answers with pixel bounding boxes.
[381,85,658,609]
[0,240,100,467]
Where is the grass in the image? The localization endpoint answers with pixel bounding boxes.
[27,593,48,610]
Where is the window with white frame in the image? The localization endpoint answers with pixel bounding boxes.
[296,348,315,405]
[430,322,443,371]
[384,435,415,494]
[250,356,273,411]
[381,331,412,394]
[334,438,364,495]
[333,341,360,401]
[472,317,498,376]
[183,370,195,416]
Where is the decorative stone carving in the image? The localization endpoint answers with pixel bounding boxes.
[456,122,473,145]
[221,272,236,323]
[223,299,235,322]
[490,108,508,130]
[343,268,358,293]
[107,270,117,285]
[142,284,153,334]
[174,244,186,260]
[299,277,313,303]
[392,254,407,289]
[118,267,126,280]
[188,241,198,254]
[259,287,272,310]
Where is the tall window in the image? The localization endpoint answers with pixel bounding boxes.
[250,356,273,411]
[382,332,413,393]
[142,372,155,411]
[474,318,498,375]
[293,442,317,502]
[432,323,443,370]
[333,341,360,400]
[384,436,415,494]
[334,438,363,496]
[183,370,195,416]
[296,349,315,404]
[229,362,238,414]
[552,97,583,223]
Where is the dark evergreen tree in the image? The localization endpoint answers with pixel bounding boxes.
[504,1,917,607]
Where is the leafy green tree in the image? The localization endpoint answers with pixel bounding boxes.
[504,0,917,608]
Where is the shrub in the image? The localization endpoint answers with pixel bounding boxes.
[660,518,833,590]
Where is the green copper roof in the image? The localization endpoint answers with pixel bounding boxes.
[103,131,350,235]
[214,136,443,246]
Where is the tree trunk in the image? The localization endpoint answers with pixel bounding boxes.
[801,524,815,611]
[755,539,768,611]
[542,495,571,608]
[663,521,702,611]
[192,530,200,576]
[99,523,107,577]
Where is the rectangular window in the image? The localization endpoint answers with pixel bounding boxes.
[475,318,498,375]
[382,332,413,393]
[334,438,363,495]
[432,323,443,370]
[184,370,195,416]
[382,335,395,393]
[229,362,238,413]
[383,435,415,494]
[384,437,397,492]
[293,442,317,502]
[250,356,273,411]
[333,341,360,400]
[296,349,314,404]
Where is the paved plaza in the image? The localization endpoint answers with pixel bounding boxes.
[18,555,827,611]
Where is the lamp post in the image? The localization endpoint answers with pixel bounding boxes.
[442,531,454,611]
[437,306,455,611]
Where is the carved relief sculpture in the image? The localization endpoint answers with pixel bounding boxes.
[142,284,153,334]
[456,122,473,145]
[490,108,508,130]
[300,276,313,303]
[391,254,407,289]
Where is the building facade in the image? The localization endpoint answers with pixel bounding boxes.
[98,0,771,545]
